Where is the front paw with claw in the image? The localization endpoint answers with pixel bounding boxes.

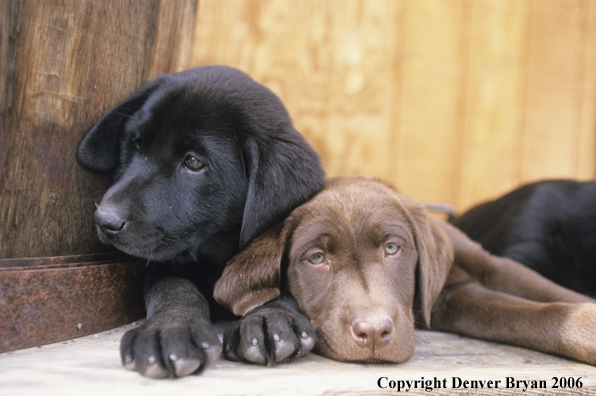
[222,305,316,365]
[120,313,222,378]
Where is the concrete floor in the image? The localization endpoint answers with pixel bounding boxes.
[1,321,595,396]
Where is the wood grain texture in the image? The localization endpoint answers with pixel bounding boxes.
[192,0,596,212]
[394,0,470,204]
[579,1,596,180]
[522,0,592,181]
[0,0,21,185]
[458,0,532,210]
[0,0,198,259]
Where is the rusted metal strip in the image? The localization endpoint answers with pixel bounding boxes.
[0,255,146,353]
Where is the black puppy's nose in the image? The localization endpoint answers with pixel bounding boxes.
[350,314,394,351]
[95,206,126,234]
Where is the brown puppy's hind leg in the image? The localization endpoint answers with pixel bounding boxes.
[431,267,596,366]
[436,220,594,304]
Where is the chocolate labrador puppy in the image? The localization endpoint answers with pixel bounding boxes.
[450,179,596,297]
[77,66,324,378]
[215,177,596,365]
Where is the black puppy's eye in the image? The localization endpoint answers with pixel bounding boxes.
[385,243,401,256]
[131,138,142,151]
[308,252,326,265]
[184,155,205,171]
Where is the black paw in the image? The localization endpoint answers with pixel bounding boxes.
[222,305,316,365]
[120,313,222,378]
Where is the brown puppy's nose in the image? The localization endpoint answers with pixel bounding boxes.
[350,314,394,351]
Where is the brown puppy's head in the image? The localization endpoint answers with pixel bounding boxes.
[214,176,453,363]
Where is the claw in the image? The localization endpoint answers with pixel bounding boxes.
[244,342,267,365]
[123,355,136,371]
[300,332,315,352]
[172,358,201,377]
[142,362,169,379]
[203,342,222,365]
[274,339,294,362]
[223,343,240,362]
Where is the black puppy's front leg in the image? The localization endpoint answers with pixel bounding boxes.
[120,275,222,378]
[222,292,316,365]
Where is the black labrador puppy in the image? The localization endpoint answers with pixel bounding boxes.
[77,66,325,378]
[450,179,596,297]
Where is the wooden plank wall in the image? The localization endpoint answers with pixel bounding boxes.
[191,0,596,212]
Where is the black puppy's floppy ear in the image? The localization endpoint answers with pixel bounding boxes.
[214,222,289,316]
[76,77,164,172]
[403,197,454,328]
[239,131,325,249]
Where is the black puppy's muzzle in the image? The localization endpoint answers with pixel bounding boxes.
[94,205,126,236]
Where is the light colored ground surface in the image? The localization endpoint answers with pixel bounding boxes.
[1,321,595,396]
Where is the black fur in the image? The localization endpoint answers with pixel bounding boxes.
[77,66,325,378]
[450,179,596,297]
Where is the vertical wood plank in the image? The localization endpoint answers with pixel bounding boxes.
[395,0,468,204]
[322,0,402,179]
[148,0,198,78]
[522,0,591,181]
[0,0,21,182]
[578,0,596,178]
[458,0,533,210]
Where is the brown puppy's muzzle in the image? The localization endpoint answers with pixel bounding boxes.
[350,312,394,352]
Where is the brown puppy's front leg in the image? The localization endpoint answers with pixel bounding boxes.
[431,267,596,366]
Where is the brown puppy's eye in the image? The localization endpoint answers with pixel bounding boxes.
[308,252,326,264]
[385,243,400,255]
[184,155,205,171]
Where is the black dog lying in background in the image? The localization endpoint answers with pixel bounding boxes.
[450,179,596,297]
[77,66,324,378]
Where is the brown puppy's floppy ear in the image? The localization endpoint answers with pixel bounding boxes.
[214,222,288,316]
[402,197,454,328]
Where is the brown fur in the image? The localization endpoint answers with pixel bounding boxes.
[214,176,596,365]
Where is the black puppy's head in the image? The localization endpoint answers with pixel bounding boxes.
[77,66,325,265]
